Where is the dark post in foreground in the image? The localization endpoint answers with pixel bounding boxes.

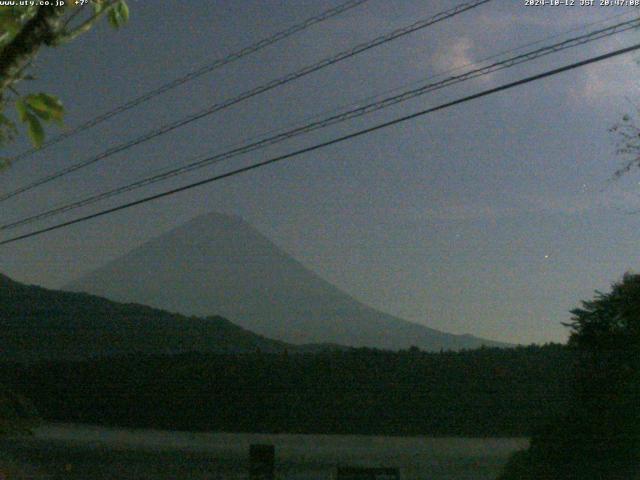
[249,444,275,480]
[335,466,400,480]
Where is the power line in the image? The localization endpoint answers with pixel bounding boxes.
[5,15,638,229]
[5,15,640,231]
[8,0,371,164]
[2,41,639,246]
[0,0,492,203]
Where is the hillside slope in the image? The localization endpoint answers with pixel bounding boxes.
[0,273,290,362]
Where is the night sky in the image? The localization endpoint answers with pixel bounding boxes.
[1,0,639,345]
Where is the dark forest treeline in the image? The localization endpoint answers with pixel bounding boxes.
[1,344,573,437]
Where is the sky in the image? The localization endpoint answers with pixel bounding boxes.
[1,0,640,345]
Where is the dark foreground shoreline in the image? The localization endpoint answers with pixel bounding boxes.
[0,423,528,480]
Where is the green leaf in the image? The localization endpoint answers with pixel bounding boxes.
[108,1,129,29]
[24,112,44,148]
[0,10,22,36]
[107,9,119,28]
[36,93,64,124]
[15,99,27,122]
[118,1,129,23]
[25,93,64,123]
[26,104,52,121]
[0,7,16,18]
[92,1,105,14]
[15,93,64,146]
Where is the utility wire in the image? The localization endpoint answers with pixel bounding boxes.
[2,41,639,246]
[8,0,371,164]
[0,0,492,203]
[4,15,639,231]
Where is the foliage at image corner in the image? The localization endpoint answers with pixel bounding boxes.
[498,272,640,480]
[0,0,128,441]
[0,0,129,163]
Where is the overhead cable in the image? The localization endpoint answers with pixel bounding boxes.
[8,0,372,164]
[2,41,639,245]
[4,16,639,231]
[0,0,492,202]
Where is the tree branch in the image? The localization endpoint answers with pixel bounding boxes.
[0,6,65,96]
[55,1,119,45]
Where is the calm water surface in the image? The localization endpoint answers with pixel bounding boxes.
[0,424,528,479]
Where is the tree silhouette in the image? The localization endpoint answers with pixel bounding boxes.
[500,273,640,479]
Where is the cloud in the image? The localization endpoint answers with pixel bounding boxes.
[431,36,476,74]
[553,24,640,106]
[570,52,638,105]
[420,186,640,222]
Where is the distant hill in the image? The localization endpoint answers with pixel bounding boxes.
[0,273,291,362]
[65,212,509,351]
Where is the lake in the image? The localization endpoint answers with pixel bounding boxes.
[0,424,528,479]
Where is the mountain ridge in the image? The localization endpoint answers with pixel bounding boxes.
[65,212,508,351]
